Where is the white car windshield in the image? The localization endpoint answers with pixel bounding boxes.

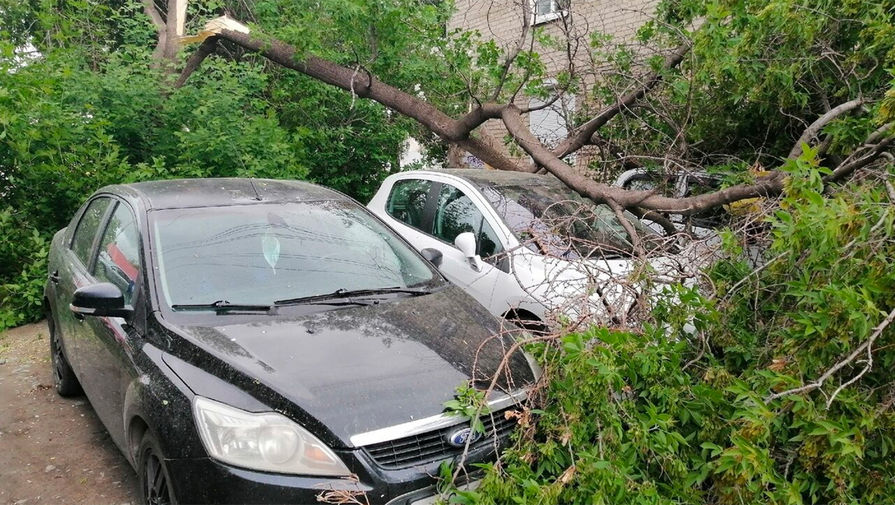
[478,182,664,259]
[150,201,437,307]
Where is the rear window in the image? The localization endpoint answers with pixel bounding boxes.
[71,197,112,267]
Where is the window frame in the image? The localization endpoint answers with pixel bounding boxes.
[385,178,438,235]
[531,0,568,25]
[386,175,512,272]
[431,184,505,260]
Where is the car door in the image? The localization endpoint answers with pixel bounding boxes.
[54,196,113,377]
[383,177,511,316]
[78,200,144,450]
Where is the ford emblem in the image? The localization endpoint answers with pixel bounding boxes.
[446,427,483,447]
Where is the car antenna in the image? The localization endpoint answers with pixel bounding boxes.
[249,178,262,201]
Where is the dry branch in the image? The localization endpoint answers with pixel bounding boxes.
[788,98,865,159]
[765,306,895,404]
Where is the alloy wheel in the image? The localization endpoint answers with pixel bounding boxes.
[143,448,171,505]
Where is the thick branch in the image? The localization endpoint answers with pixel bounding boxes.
[552,43,690,159]
[502,103,787,214]
[218,28,458,139]
[629,207,680,237]
[867,122,894,145]
[454,103,507,137]
[174,37,218,88]
[455,137,532,172]
[788,98,865,159]
[825,133,895,183]
[209,22,522,174]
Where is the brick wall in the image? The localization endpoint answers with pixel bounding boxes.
[447,0,659,172]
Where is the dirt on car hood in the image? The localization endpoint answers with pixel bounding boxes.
[159,286,535,448]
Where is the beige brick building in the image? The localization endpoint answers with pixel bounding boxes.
[447,0,658,172]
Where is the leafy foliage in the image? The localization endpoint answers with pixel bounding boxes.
[455,159,895,504]
[0,0,414,328]
[583,0,895,178]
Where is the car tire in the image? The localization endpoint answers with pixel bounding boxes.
[48,314,82,397]
[138,431,177,505]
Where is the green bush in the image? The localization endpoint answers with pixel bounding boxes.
[0,211,49,328]
[0,2,412,331]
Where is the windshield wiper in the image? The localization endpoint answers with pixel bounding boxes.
[171,300,273,312]
[274,286,430,306]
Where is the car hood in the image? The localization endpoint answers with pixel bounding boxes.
[513,251,692,324]
[161,287,534,447]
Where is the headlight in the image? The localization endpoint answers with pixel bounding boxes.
[192,396,351,476]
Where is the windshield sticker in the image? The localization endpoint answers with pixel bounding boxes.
[262,233,281,274]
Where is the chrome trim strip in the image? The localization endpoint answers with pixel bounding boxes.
[349,389,528,448]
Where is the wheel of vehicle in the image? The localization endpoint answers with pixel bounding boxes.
[138,432,177,505]
[48,314,82,396]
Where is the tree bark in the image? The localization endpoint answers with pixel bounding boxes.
[174,37,218,88]
[143,0,166,62]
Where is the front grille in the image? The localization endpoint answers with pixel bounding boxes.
[363,409,518,469]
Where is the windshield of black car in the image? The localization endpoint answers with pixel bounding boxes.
[150,201,438,308]
[478,183,663,259]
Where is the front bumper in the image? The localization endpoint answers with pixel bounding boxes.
[165,442,495,504]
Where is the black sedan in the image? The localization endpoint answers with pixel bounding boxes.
[43,178,535,505]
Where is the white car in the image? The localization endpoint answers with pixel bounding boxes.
[368,169,685,329]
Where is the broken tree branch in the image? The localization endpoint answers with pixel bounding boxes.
[788,98,865,159]
[174,36,218,88]
[201,17,521,174]
[186,17,877,217]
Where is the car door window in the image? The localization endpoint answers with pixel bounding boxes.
[94,203,141,305]
[386,179,432,231]
[432,185,503,259]
[71,198,112,268]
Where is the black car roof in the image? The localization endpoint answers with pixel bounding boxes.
[104,178,347,210]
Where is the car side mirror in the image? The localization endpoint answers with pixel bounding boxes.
[454,232,483,271]
[70,282,133,318]
[420,248,443,267]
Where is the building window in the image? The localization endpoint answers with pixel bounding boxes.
[529,91,575,150]
[532,0,567,24]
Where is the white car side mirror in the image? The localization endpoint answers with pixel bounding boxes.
[454,232,483,271]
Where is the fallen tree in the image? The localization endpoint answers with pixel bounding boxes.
[157,0,894,219]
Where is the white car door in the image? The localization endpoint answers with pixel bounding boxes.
[374,176,512,317]
[427,182,507,314]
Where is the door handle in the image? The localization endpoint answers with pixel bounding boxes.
[49,271,60,284]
